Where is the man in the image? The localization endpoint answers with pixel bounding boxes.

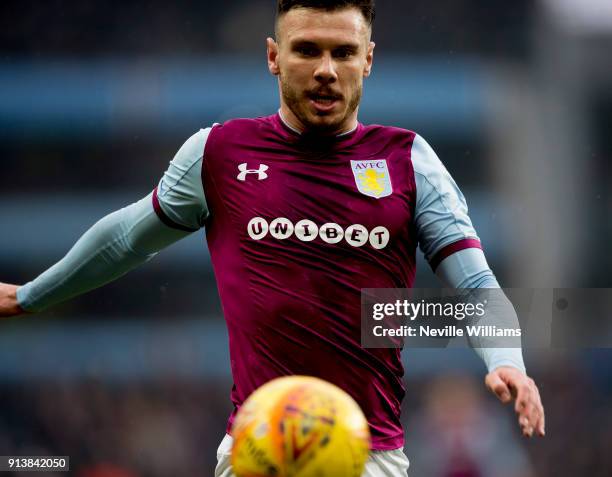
[0,1,545,476]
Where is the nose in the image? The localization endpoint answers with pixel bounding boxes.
[313,53,337,84]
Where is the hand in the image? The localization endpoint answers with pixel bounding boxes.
[0,282,26,318]
[485,366,545,438]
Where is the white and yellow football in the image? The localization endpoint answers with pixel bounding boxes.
[231,376,371,477]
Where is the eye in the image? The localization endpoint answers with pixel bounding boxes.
[333,48,355,59]
[296,46,319,57]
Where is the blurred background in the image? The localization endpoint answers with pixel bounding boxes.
[1,0,611,475]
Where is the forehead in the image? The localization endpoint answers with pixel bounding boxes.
[277,7,370,45]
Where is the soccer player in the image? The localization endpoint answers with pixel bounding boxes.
[0,1,545,475]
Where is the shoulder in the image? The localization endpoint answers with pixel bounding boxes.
[409,134,467,216]
[160,128,211,173]
[361,128,438,165]
[204,115,282,165]
[406,133,448,179]
[358,124,419,164]
[208,115,276,141]
[180,128,211,159]
[361,123,417,143]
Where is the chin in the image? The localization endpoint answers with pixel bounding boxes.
[305,120,342,134]
[305,113,344,132]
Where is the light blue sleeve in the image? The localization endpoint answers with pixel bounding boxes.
[412,134,480,264]
[436,248,526,374]
[16,129,213,312]
[17,194,192,312]
[154,128,211,230]
[414,138,525,374]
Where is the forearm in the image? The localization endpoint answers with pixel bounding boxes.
[17,194,190,313]
[468,276,526,374]
[436,248,526,374]
[17,211,154,312]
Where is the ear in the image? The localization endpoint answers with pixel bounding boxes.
[267,37,280,76]
[363,41,375,78]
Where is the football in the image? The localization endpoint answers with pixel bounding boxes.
[230,375,371,477]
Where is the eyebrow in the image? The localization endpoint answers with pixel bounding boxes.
[290,39,360,51]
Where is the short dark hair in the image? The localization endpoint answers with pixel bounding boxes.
[276,0,376,26]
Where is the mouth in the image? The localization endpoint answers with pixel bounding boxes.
[307,92,342,113]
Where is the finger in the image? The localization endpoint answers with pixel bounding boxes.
[534,409,545,436]
[532,384,545,436]
[519,415,533,437]
[513,382,531,414]
[518,406,534,437]
[514,383,536,437]
[522,403,538,437]
[525,382,545,437]
[517,384,544,438]
[527,400,540,432]
[485,373,512,403]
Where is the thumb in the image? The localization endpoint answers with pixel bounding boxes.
[485,372,512,403]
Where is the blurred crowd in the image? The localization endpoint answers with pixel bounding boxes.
[0,0,532,57]
[0,366,611,477]
[0,378,231,477]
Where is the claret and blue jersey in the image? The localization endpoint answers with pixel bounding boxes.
[152,112,481,450]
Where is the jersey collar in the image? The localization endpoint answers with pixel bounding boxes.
[276,110,361,141]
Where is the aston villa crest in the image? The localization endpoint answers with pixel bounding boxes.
[350,160,393,199]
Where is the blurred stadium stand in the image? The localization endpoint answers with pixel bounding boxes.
[1,0,612,475]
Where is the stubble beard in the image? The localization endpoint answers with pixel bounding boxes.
[280,75,362,135]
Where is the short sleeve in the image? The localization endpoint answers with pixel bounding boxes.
[152,128,211,232]
[412,134,481,270]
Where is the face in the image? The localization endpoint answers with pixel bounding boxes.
[267,7,375,135]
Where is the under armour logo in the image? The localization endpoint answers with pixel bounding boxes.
[237,163,269,181]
